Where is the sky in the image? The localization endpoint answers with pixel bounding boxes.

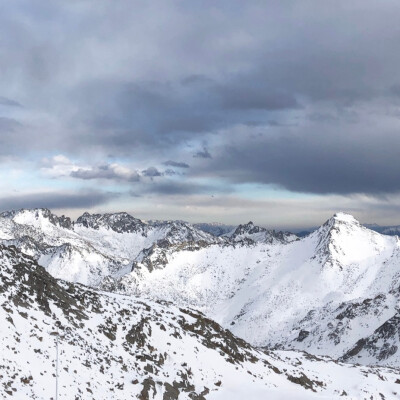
[1,0,400,229]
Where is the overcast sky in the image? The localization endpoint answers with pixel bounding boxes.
[1,0,400,229]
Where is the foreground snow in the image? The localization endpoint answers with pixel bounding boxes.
[1,245,399,399]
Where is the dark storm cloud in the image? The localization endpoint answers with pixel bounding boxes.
[163,161,190,169]
[1,1,400,197]
[0,191,117,211]
[193,148,212,159]
[200,124,400,195]
[71,75,300,156]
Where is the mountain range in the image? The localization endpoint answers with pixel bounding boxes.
[1,208,400,398]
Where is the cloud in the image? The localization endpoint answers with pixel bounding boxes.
[2,0,398,159]
[163,160,190,168]
[1,1,400,221]
[71,164,140,182]
[216,84,299,111]
[40,155,142,182]
[164,169,177,176]
[141,167,163,178]
[142,180,227,196]
[0,96,21,107]
[0,117,22,132]
[195,117,400,195]
[0,190,117,211]
[193,148,212,159]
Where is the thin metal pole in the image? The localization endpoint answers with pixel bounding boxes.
[56,325,59,400]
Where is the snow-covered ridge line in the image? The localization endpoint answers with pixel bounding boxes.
[0,208,223,286]
[0,207,296,287]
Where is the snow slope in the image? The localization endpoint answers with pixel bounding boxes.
[1,244,399,399]
[111,213,400,367]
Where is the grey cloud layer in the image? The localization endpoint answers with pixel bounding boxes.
[0,191,117,211]
[1,1,400,197]
[163,161,190,168]
[198,121,400,194]
[71,165,140,182]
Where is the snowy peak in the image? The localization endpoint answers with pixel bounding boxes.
[331,212,360,224]
[75,211,146,233]
[1,208,73,229]
[312,212,387,266]
[317,212,361,240]
[158,220,219,244]
[228,221,297,244]
[231,221,259,236]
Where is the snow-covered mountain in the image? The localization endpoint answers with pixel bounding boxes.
[0,208,220,286]
[1,243,399,399]
[0,208,296,286]
[2,208,400,370]
[106,212,400,367]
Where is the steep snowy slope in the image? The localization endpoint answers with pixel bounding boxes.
[109,213,400,367]
[1,244,399,399]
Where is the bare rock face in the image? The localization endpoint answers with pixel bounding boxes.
[226,221,298,244]
[76,211,147,233]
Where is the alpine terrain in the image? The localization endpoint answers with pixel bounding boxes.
[0,208,400,398]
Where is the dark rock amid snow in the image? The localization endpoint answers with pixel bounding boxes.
[341,312,400,364]
[226,221,297,244]
[75,211,146,233]
[194,222,236,237]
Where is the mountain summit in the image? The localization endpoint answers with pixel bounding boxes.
[226,221,297,244]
